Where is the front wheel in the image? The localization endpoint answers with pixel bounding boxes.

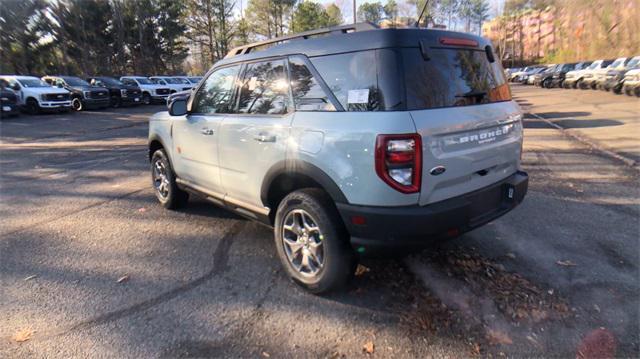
[151,149,188,209]
[274,189,356,294]
[142,93,151,105]
[71,97,83,111]
[110,96,121,108]
[25,99,40,115]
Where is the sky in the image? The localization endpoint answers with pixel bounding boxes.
[234,0,506,23]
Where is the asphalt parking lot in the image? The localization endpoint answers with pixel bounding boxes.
[1,86,638,358]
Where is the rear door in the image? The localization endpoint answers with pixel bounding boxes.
[218,58,292,212]
[400,47,523,206]
[172,65,241,193]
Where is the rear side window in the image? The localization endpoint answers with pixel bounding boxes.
[403,48,510,109]
[288,57,335,111]
[310,50,404,111]
[192,65,240,114]
[237,60,290,115]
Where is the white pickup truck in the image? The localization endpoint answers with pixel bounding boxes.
[0,75,71,114]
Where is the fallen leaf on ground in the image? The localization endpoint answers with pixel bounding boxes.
[355,264,370,276]
[13,328,34,342]
[363,341,375,354]
[24,275,37,281]
[505,253,516,259]
[486,329,513,345]
[556,260,577,267]
[261,351,270,357]
[117,275,129,283]
[137,207,146,213]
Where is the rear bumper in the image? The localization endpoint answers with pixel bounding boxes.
[337,171,528,255]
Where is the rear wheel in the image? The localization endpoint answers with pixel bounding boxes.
[151,149,188,209]
[274,189,356,294]
[25,99,40,115]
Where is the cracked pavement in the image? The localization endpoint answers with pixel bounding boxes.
[1,87,638,357]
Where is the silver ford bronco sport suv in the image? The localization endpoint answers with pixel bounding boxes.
[148,23,528,294]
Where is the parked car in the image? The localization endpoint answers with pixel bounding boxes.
[525,67,547,85]
[590,57,629,90]
[0,78,20,118]
[86,76,143,107]
[547,63,578,88]
[187,76,203,84]
[149,76,194,93]
[42,76,110,111]
[511,66,544,83]
[601,56,640,93]
[622,67,640,96]
[0,75,71,114]
[564,59,613,89]
[532,64,558,87]
[120,76,171,104]
[148,24,528,293]
[558,61,591,88]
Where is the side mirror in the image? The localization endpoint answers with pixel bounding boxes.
[169,98,187,116]
[12,84,20,91]
[56,83,64,88]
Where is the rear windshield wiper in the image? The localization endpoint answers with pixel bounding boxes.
[455,91,487,98]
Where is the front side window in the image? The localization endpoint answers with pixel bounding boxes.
[136,78,153,85]
[237,59,290,115]
[191,65,240,114]
[288,56,334,111]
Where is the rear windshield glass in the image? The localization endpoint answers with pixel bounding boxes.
[402,48,510,109]
[309,47,509,111]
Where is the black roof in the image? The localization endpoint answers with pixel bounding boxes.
[215,23,492,69]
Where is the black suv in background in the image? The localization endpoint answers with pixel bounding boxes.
[42,76,110,111]
[0,78,20,118]
[86,76,142,107]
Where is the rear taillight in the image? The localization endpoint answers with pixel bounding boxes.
[375,134,422,194]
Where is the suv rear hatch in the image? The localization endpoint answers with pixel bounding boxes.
[400,44,522,206]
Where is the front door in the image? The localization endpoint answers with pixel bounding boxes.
[218,59,292,210]
[172,65,241,194]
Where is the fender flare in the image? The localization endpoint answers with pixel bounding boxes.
[260,159,348,206]
[148,134,169,162]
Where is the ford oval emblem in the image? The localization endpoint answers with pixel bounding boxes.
[429,166,446,176]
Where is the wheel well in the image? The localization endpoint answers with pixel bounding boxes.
[26,97,38,103]
[266,173,325,223]
[148,140,164,161]
[142,91,150,96]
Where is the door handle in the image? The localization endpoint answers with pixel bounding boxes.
[254,133,276,143]
[201,128,214,136]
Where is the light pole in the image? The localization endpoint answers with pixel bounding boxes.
[353,0,356,24]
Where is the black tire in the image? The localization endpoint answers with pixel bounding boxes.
[111,96,121,108]
[150,149,188,209]
[274,188,357,294]
[142,93,151,105]
[573,79,581,89]
[71,97,83,111]
[25,98,40,115]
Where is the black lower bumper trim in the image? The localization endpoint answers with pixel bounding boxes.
[336,171,528,255]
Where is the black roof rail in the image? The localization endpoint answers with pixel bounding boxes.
[224,22,379,59]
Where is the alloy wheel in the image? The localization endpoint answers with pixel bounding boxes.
[72,98,82,111]
[152,158,170,199]
[281,209,324,277]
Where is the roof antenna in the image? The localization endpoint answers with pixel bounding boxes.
[414,0,431,28]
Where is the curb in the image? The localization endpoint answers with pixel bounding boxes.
[526,112,638,169]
